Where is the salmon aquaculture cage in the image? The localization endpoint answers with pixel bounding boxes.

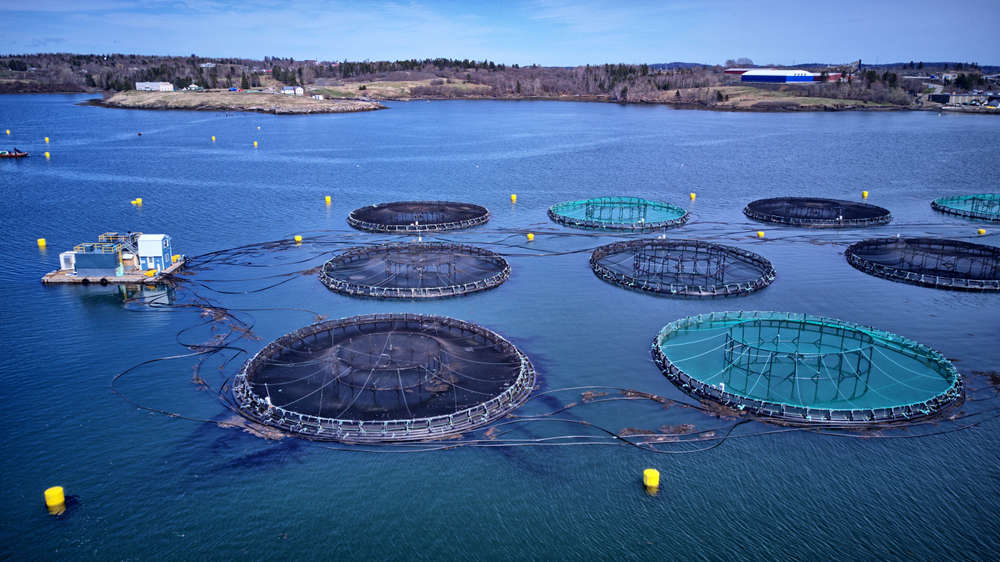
[589,239,775,297]
[548,196,688,232]
[319,242,510,298]
[931,194,1000,223]
[233,314,535,442]
[651,311,962,425]
[845,237,1000,292]
[744,197,892,227]
[347,201,490,233]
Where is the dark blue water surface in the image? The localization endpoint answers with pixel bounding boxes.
[2,95,999,561]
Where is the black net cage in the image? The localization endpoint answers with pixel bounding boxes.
[232,313,536,442]
[744,197,892,227]
[347,201,490,233]
[590,239,775,297]
[319,242,510,298]
[845,237,1000,292]
[931,194,1000,223]
[548,196,688,232]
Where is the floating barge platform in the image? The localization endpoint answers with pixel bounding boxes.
[42,257,185,284]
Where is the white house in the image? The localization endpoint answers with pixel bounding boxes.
[281,86,305,96]
[136,82,174,92]
[312,94,323,100]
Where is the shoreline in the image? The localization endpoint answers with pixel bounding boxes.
[47,89,997,115]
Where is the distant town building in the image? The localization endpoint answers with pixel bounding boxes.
[199,63,216,68]
[312,94,323,100]
[281,86,304,96]
[136,82,174,92]
[740,69,841,83]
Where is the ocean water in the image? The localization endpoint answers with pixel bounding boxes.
[1,94,998,561]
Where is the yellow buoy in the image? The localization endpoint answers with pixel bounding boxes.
[145,269,157,277]
[136,198,143,205]
[37,238,47,247]
[643,469,660,488]
[257,126,260,130]
[979,229,987,235]
[510,194,517,203]
[45,487,65,508]
[212,136,216,141]
[44,152,50,158]
[690,193,696,200]
[131,200,137,205]
[862,191,869,198]
[325,196,331,204]
[757,231,765,238]
[45,137,49,143]
[527,233,534,241]
[294,235,303,243]
[172,255,181,263]
[5,129,9,135]
[253,141,258,147]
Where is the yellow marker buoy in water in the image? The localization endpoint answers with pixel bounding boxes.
[979,229,987,235]
[5,129,9,135]
[45,152,50,158]
[757,231,765,238]
[325,196,331,204]
[45,487,65,508]
[257,126,260,130]
[862,191,868,198]
[136,198,143,205]
[294,235,302,243]
[253,141,258,147]
[131,200,137,205]
[527,233,534,241]
[511,194,517,203]
[690,193,696,200]
[212,136,215,141]
[45,137,49,143]
[37,238,46,248]
[643,469,659,488]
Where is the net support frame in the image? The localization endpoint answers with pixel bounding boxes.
[548,196,688,232]
[931,194,1000,223]
[347,200,491,233]
[845,237,1000,292]
[743,197,892,228]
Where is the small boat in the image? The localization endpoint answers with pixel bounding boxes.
[0,149,28,158]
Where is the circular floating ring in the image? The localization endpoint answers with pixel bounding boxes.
[589,239,775,297]
[744,197,892,227]
[347,200,490,233]
[931,194,1000,223]
[233,313,536,443]
[548,196,688,232]
[319,242,510,298]
[845,237,1000,292]
[651,311,962,425]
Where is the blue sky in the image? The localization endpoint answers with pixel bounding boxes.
[2,0,997,66]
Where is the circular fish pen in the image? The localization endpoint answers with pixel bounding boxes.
[931,194,1000,223]
[589,239,775,297]
[319,242,510,298]
[652,311,962,425]
[744,197,892,227]
[233,313,536,443]
[548,197,688,232]
[845,237,1000,292]
[347,201,490,233]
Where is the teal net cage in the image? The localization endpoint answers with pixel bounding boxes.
[548,197,688,232]
[589,239,775,297]
[845,237,1000,292]
[233,314,536,443]
[931,194,1000,223]
[652,311,962,425]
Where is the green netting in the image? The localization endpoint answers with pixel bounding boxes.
[931,194,1000,223]
[548,196,688,232]
[652,311,962,424]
